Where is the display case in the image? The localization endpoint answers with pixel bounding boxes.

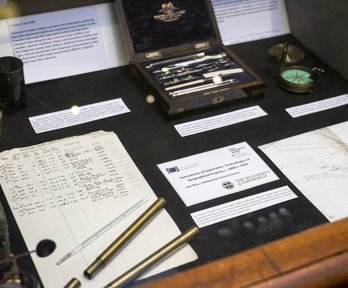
[1,1,348,288]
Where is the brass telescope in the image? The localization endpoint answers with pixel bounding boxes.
[104,226,199,288]
[84,197,166,279]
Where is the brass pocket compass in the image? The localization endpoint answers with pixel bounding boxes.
[269,43,324,93]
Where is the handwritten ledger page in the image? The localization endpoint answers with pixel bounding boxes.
[0,131,197,287]
[259,121,348,222]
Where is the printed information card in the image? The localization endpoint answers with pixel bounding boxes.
[191,186,297,228]
[157,142,279,206]
[212,0,290,44]
[285,94,348,118]
[174,106,267,137]
[6,6,109,83]
[29,98,130,133]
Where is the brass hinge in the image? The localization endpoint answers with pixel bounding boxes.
[194,42,210,49]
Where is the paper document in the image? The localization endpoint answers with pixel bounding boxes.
[191,186,297,228]
[0,131,197,288]
[158,142,279,206]
[29,98,130,134]
[286,94,348,118]
[212,0,290,44]
[174,106,267,137]
[259,121,348,222]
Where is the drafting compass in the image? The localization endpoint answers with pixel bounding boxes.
[277,43,324,93]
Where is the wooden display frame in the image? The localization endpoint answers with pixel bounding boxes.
[141,218,348,287]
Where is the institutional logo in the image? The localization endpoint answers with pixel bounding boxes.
[166,166,180,174]
[154,2,186,22]
[222,181,234,190]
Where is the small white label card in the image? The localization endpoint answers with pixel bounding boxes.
[286,94,348,118]
[191,186,297,228]
[174,106,268,137]
[157,142,279,206]
[29,98,130,133]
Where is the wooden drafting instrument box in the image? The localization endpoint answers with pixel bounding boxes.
[115,0,265,117]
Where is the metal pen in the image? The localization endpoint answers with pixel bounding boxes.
[172,52,227,67]
[84,198,166,279]
[145,52,205,68]
[56,197,150,265]
[163,75,200,87]
[165,68,244,91]
[165,78,207,91]
[157,53,228,74]
[104,226,199,288]
[160,70,202,81]
[165,75,226,91]
[203,68,244,78]
[170,79,236,97]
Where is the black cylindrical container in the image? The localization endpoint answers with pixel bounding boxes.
[0,56,26,115]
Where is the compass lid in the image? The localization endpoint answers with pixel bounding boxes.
[117,0,221,61]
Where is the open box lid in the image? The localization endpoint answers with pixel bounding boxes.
[117,0,222,62]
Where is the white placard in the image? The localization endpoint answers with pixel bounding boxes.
[286,94,348,118]
[29,98,130,134]
[7,6,108,83]
[1,4,128,84]
[158,142,279,206]
[212,0,290,44]
[191,186,297,228]
[174,106,267,137]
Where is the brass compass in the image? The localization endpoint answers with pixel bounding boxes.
[277,43,324,93]
[268,43,305,65]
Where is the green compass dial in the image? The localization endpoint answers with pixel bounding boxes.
[277,66,323,93]
[281,68,313,85]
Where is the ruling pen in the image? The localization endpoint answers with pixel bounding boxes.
[56,196,150,265]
